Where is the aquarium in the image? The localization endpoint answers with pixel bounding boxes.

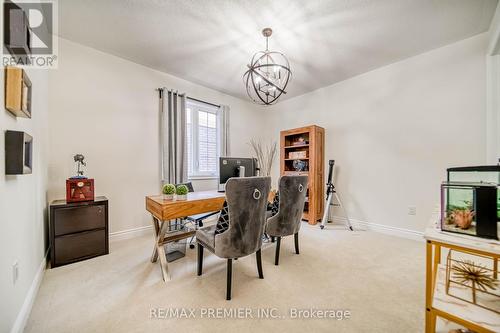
[441,182,498,240]
[447,165,500,220]
[448,165,500,183]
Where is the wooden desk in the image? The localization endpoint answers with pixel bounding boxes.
[145,191,225,282]
[424,212,500,333]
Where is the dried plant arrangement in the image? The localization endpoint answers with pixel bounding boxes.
[248,139,277,177]
[445,251,500,314]
[451,260,498,303]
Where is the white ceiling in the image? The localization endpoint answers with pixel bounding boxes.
[58,0,498,101]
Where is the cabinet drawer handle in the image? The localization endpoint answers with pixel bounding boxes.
[57,229,104,238]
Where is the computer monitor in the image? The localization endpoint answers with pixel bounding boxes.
[218,157,257,191]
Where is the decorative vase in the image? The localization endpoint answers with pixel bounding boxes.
[176,194,187,201]
[163,194,174,200]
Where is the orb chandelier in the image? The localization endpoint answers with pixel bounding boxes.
[243,28,291,105]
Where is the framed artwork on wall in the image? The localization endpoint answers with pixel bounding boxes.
[5,66,32,118]
[5,130,33,175]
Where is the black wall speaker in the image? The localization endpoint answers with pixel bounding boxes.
[5,130,32,175]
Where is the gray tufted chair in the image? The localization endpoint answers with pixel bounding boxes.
[196,176,271,300]
[266,175,308,265]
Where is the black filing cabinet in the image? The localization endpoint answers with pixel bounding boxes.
[49,196,109,268]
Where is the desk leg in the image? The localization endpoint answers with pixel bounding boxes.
[151,216,160,263]
[154,220,170,282]
[157,241,170,282]
[425,240,433,333]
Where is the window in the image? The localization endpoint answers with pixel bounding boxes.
[186,99,220,178]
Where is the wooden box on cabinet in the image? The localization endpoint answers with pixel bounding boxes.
[66,178,95,203]
[5,67,31,118]
[49,197,109,268]
[280,125,325,224]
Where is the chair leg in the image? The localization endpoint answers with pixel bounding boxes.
[197,243,204,276]
[275,237,281,265]
[294,232,299,254]
[226,259,232,300]
[271,236,275,243]
[256,249,264,279]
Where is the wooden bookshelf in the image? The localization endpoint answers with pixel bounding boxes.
[280,125,325,224]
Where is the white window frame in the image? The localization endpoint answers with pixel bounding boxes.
[186,99,220,179]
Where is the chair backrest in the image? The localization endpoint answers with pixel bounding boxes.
[175,182,194,192]
[214,176,271,259]
[266,175,308,237]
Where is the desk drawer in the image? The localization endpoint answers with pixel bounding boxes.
[54,229,106,265]
[54,205,106,236]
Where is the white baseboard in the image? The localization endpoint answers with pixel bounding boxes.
[330,215,424,242]
[9,225,154,333]
[109,217,424,243]
[10,251,48,333]
[109,225,153,242]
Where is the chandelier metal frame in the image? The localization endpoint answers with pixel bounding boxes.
[243,28,291,105]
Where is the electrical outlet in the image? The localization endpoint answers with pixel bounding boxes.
[408,206,417,216]
[12,261,19,285]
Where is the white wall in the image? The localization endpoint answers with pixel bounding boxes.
[48,38,265,234]
[0,69,49,331]
[486,3,500,163]
[264,34,488,232]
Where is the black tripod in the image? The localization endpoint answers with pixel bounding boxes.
[320,160,353,230]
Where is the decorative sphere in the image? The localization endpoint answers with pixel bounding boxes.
[243,50,291,105]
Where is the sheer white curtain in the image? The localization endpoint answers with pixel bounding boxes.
[159,88,187,185]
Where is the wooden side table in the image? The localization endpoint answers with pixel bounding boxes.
[424,215,500,333]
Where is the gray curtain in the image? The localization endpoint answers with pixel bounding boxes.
[218,104,230,157]
[159,88,187,185]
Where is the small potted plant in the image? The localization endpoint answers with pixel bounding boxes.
[176,184,189,200]
[162,183,176,200]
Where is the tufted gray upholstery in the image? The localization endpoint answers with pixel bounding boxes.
[195,225,216,253]
[266,175,308,237]
[196,176,271,259]
[265,175,308,265]
[196,176,271,300]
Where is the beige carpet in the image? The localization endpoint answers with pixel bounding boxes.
[25,224,425,332]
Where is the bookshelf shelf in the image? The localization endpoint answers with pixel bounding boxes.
[284,144,309,149]
[280,125,325,224]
